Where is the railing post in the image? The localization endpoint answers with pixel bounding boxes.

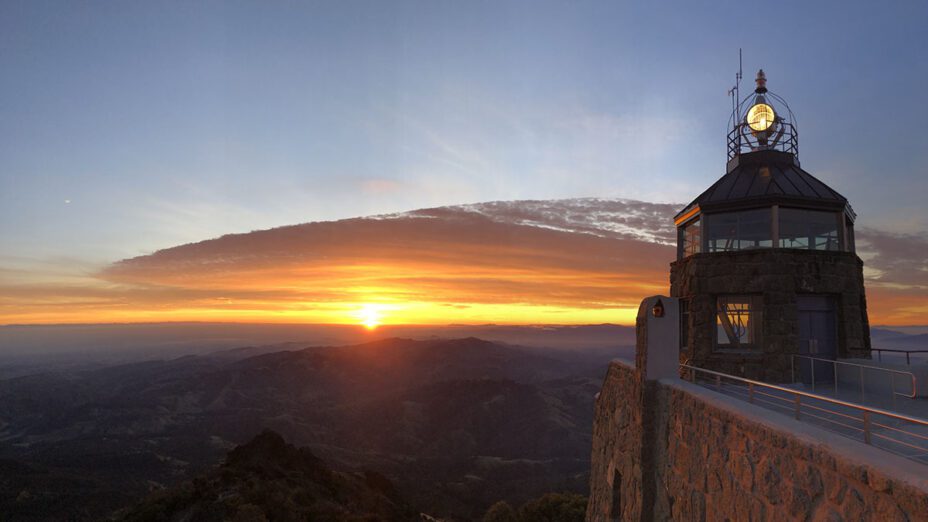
[860,365,865,403]
[749,383,755,404]
[794,395,801,420]
[834,361,838,397]
[877,350,882,362]
[715,374,721,391]
[907,352,911,365]
[811,358,815,392]
[891,373,896,410]
[863,412,872,444]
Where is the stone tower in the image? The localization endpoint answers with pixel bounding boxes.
[671,70,870,382]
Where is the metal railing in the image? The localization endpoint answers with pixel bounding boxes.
[681,364,928,464]
[790,355,916,400]
[872,348,928,365]
[727,119,799,160]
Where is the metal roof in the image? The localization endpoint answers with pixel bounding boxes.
[675,150,850,221]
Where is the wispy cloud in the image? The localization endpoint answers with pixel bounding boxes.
[856,229,928,290]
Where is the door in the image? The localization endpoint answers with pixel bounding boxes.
[797,296,837,387]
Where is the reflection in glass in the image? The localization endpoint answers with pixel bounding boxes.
[779,208,839,251]
[716,296,761,348]
[706,209,772,252]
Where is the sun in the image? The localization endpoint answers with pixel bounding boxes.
[356,304,383,330]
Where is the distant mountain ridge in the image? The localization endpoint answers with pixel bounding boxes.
[869,327,928,351]
[0,323,636,363]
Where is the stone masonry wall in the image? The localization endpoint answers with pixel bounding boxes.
[587,361,648,521]
[586,360,928,521]
[670,249,871,382]
[586,298,662,521]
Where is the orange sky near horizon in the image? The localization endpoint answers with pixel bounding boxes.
[2,202,925,328]
[1,253,664,327]
[4,276,922,328]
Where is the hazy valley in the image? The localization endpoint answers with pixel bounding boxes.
[0,329,632,520]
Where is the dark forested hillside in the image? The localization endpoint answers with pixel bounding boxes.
[118,429,419,522]
[0,337,616,520]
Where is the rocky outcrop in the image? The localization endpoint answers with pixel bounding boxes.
[118,430,419,522]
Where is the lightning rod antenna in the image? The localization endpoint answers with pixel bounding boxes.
[728,48,743,133]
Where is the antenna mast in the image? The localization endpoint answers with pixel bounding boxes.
[728,48,743,127]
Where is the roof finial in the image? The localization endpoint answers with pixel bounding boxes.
[755,69,768,93]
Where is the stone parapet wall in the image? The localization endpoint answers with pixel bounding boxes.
[587,360,648,520]
[670,249,871,382]
[587,360,928,521]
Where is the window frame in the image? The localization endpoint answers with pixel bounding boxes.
[682,218,701,257]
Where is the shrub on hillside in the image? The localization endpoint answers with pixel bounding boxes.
[483,493,586,522]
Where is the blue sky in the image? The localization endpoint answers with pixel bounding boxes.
[1,1,926,271]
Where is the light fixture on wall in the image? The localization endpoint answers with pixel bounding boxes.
[652,299,665,318]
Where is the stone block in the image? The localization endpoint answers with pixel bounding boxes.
[759,460,784,505]
[866,470,891,493]
[794,461,824,499]
[838,487,867,521]
[786,485,814,519]
[872,495,908,522]
[732,453,755,492]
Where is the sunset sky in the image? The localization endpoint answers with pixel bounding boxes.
[1,2,926,327]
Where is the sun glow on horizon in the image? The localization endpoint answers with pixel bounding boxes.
[355,303,384,330]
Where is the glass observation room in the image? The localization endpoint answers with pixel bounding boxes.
[674,68,857,261]
[676,205,854,260]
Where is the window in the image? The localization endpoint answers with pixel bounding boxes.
[706,209,772,252]
[779,208,840,251]
[716,296,762,349]
[682,218,701,257]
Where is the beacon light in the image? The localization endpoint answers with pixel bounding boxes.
[747,102,775,132]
